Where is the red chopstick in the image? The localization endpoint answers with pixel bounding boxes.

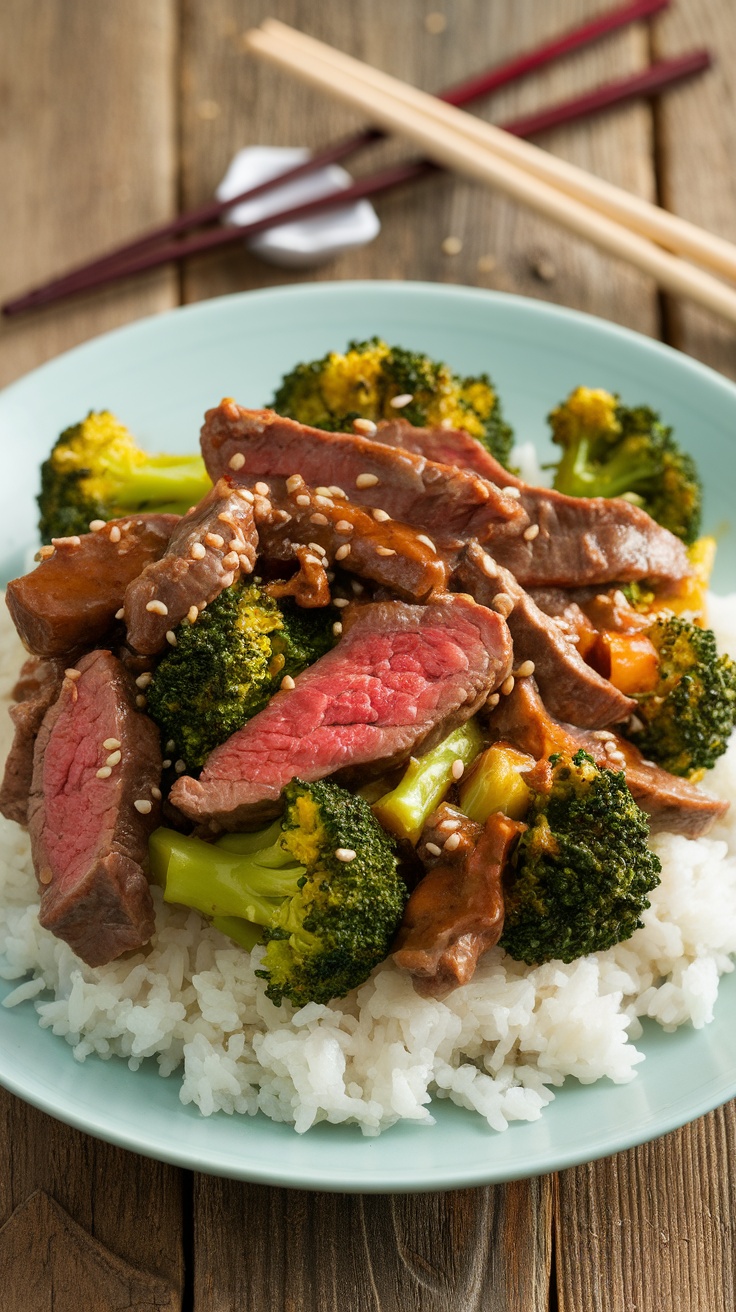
[3,0,673,317]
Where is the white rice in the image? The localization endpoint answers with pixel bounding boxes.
[1,599,736,1136]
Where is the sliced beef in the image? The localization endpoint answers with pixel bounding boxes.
[7,514,178,659]
[200,403,526,545]
[0,661,64,825]
[393,808,522,997]
[124,479,258,654]
[455,542,633,729]
[27,650,162,966]
[171,594,512,829]
[489,678,728,838]
[376,420,691,589]
[255,475,448,603]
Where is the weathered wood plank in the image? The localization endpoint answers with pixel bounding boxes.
[652,0,736,378]
[556,1106,736,1312]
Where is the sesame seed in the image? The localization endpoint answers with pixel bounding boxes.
[96,766,112,779]
[480,554,497,578]
[187,605,199,624]
[335,848,357,862]
[166,630,177,646]
[304,554,321,567]
[51,535,81,547]
[416,534,436,553]
[604,740,618,755]
[295,494,311,507]
[281,674,296,690]
[310,512,329,526]
[444,832,461,852]
[523,524,540,541]
[425,842,442,857]
[221,572,235,588]
[376,546,396,557]
[223,551,240,569]
[501,675,515,696]
[335,520,353,534]
[237,486,254,503]
[504,486,522,499]
[254,481,270,496]
[335,543,351,561]
[329,486,346,499]
[135,694,147,708]
[174,759,186,774]
[89,519,106,532]
[106,749,122,766]
[134,799,152,814]
[332,622,343,637]
[372,508,390,523]
[356,473,379,489]
[218,512,235,526]
[286,474,303,493]
[39,866,53,885]
[441,236,463,256]
[109,527,121,544]
[333,597,349,608]
[135,673,153,690]
[151,786,162,801]
[163,742,175,755]
[353,418,378,436]
[190,542,206,560]
[492,593,514,618]
[567,634,580,645]
[64,668,80,680]
[315,487,333,497]
[516,660,535,678]
[351,579,363,594]
[487,693,500,708]
[146,599,168,615]
[162,759,172,769]
[451,759,465,781]
[476,483,490,501]
[593,730,615,741]
[314,495,334,508]
[37,545,55,560]
[439,817,461,831]
[103,737,121,750]
[308,542,326,557]
[228,452,246,470]
[115,608,125,620]
[205,532,224,549]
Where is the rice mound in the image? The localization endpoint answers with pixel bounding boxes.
[1,600,736,1136]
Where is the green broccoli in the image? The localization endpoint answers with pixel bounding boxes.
[624,615,736,777]
[146,579,335,769]
[38,410,211,543]
[271,337,515,466]
[372,719,483,844]
[500,750,661,966]
[549,386,702,544]
[149,779,407,1006]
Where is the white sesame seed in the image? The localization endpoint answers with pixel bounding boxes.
[135,673,153,689]
[328,486,346,499]
[425,842,442,857]
[390,393,413,408]
[228,452,246,470]
[295,494,311,507]
[372,508,390,523]
[281,674,296,691]
[567,634,580,645]
[501,675,515,695]
[523,524,540,541]
[441,236,463,256]
[504,486,522,499]
[237,486,254,503]
[353,418,378,436]
[115,608,125,620]
[166,630,177,646]
[335,848,357,862]
[304,554,321,567]
[151,786,162,801]
[174,759,186,773]
[134,799,152,814]
[416,534,437,553]
[332,622,343,637]
[221,573,235,587]
[333,597,349,608]
[476,483,490,501]
[604,740,618,755]
[89,519,106,532]
[444,831,461,852]
[593,730,615,741]
[356,473,379,489]
[145,599,168,615]
[310,512,329,527]
[217,513,234,527]
[222,551,239,569]
[308,542,326,557]
[109,527,121,544]
[254,481,269,497]
[376,546,396,557]
[480,554,496,578]
[335,543,351,561]
[64,668,80,681]
[286,474,303,493]
[314,495,334,508]
[187,605,199,623]
[451,759,465,781]
[190,542,206,560]
[487,693,500,708]
[516,660,536,678]
[51,535,82,547]
[106,750,122,766]
[103,737,121,750]
[439,817,461,831]
[135,694,147,708]
[96,766,112,779]
[335,520,353,534]
[351,579,363,594]
[492,593,514,618]
[37,545,55,560]
[205,532,224,549]
[162,759,172,770]
[313,487,331,497]
[165,740,176,753]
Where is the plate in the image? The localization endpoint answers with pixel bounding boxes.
[1,280,735,1193]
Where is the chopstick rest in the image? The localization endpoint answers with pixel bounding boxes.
[216,146,380,268]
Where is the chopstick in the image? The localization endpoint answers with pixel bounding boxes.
[3,0,674,317]
[3,49,708,315]
[245,23,736,327]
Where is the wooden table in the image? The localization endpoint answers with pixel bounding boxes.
[1,2,735,1307]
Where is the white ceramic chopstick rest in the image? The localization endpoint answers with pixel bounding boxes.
[216,145,380,268]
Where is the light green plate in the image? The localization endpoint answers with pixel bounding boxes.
[1,282,735,1192]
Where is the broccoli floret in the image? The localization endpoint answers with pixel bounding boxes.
[146,579,334,768]
[149,779,407,1006]
[500,750,661,966]
[624,615,736,777]
[549,386,702,544]
[38,410,211,543]
[271,337,514,466]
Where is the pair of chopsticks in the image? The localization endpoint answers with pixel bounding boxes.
[3,0,709,317]
[245,21,736,327]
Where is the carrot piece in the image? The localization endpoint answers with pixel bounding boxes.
[590,630,660,694]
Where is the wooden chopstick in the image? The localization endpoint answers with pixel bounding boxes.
[2,0,674,317]
[261,19,736,284]
[246,24,736,327]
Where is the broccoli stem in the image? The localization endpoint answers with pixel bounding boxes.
[372,719,483,844]
[148,828,306,927]
[211,916,265,951]
[555,440,659,500]
[111,454,211,509]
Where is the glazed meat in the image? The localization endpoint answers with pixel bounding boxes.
[171,594,513,829]
[124,478,258,654]
[27,651,162,966]
[0,660,63,826]
[7,514,178,658]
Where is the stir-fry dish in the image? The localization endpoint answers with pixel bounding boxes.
[1,339,735,1134]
